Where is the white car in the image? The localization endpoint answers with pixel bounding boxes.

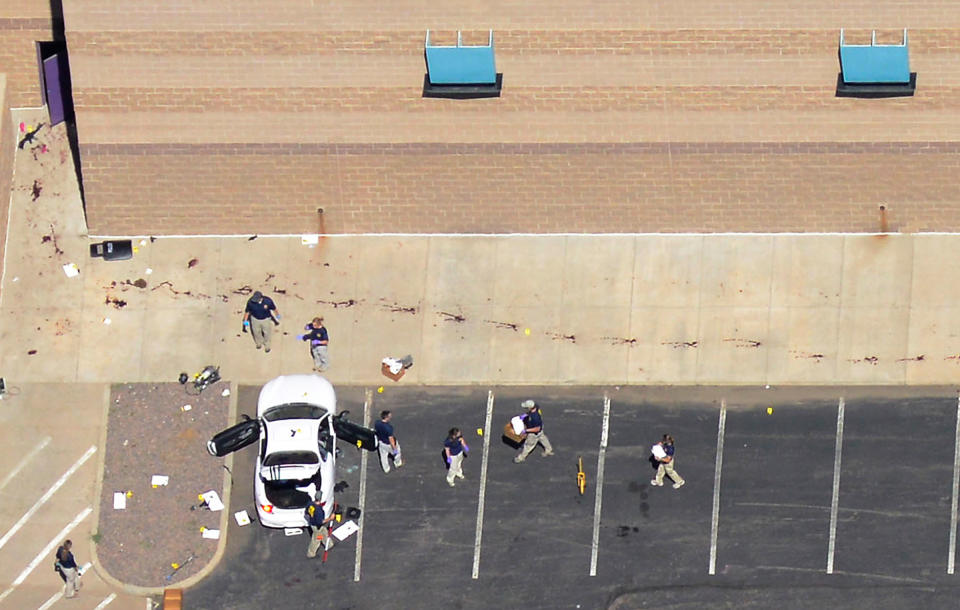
[207,375,377,528]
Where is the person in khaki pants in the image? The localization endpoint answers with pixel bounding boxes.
[650,434,685,489]
[305,496,334,558]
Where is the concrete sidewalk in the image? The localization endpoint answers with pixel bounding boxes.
[3,108,960,392]
[4,109,959,389]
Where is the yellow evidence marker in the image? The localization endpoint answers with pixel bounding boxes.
[524,328,531,336]
[476,428,483,436]
[377,386,384,393]
[767,407,774,415]
[577,456,586,495]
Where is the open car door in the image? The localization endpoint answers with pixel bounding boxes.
[332,411,378,451]
[207,415,260,457]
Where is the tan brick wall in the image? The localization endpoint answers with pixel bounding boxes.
[55,0,960,235]
[0,75,13,300]
[0,18,56,107]
[80,144,960,235]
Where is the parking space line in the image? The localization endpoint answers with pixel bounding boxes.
[0,436,51,493]
[708,399,727,575]
[589,394,611,576]
[94,593,118,609]
[353,389,372,583]
[37,591,62,610]
[0,506,92,604]
[471,390,495,580]
[0,444,96,552]
[949,394,960,575]
[826,397,845,575]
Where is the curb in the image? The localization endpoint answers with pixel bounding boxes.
[89,381,239,597]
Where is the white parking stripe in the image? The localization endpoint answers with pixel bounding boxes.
[37,591,62,610]
[353,389,372,582]
[471,390,495,579]
[0,445,96,552]
[589,394,611,576]
[0,436,51,493]
[826,397,845,574]
[0,506,92,603]
[708,399,727,575]
[949,394,960,575]
[94,593,118,609]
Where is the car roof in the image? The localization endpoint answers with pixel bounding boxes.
[257,374,336,418]
[263,417,324,457]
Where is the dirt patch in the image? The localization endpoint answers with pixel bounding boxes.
[97,383,230,588]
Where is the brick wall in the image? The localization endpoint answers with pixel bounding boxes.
[0,18,56,107]
[56,2,960,234]
[0,75,13,301]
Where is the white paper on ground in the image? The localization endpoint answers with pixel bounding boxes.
[510,416,525,435]
[284,527,303,536]
[201,528,220,540]
[151,475,169,487]
[200,490,224,511]
[234,510,251,526]
[62,263,80,278]
[113,492,126,510]
[333,520,359,541]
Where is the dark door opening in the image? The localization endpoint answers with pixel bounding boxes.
[36,41,74,125]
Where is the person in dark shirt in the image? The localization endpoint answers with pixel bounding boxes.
[56,539,80,598]
[443,427,469,487]
[374,410,402,473]
[297,316,329,372]
[651,434,685,489]
[514,400,554,463]
[242,290,281,352]
[305,496,335,558]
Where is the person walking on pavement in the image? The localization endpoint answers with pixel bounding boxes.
[297,316,329,372]
[374,410,403,473]
[513,400,554,463]
[305,495,335,558]
[242,290,281,352]
[650,434,685,489]
[444,427,469,487]
[55,539,81,598]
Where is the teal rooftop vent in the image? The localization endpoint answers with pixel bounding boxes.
[423,30,502,99]
[837,29,916,97]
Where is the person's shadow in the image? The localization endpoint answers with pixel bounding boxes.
[648,455,660,471]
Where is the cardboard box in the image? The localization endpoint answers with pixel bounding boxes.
[503,421,523,443]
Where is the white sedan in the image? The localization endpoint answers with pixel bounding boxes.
[207,375,377,528]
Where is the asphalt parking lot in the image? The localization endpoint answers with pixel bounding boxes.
[187,385,960,609]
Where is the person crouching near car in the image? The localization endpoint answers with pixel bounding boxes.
[305,495,335,558]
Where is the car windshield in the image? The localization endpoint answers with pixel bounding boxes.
[262,403,326,422]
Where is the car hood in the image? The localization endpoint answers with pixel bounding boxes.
[257,374,336,418]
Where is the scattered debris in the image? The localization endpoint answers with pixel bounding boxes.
[200,527,220,540]
[382,303,418,314]
[45,226,65,255]
[113,492,127,510]
[438,311,466,323]
[150,236,157,242]
[62,263,79,278]
[132,278,148,289]
[232,285,254,296]
[790,351,825,362]
[848,356,880,365]
[27,349,37,355]
[54,319,71,336]
[264,273,275,283]
[31,180,41,201]
[485,319,518,331]
[548,331,577,343]
[105,295,127,309]
[234,510,251,526]
[662,340,698,349]
[17,122,44,149]
[723,338,762,348]
[151,475,169,487]
[248,235,258,241]
[165,553,196,581]
[896,355,925,362]
[187,258,199,269]
[317,298,358,308]
[604,337,638,346]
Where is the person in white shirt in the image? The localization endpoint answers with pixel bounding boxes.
[650,434,685,489]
